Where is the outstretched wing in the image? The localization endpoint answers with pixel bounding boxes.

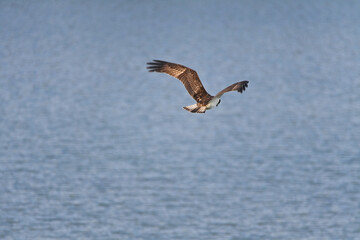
[147,60,212,104]
[215,81,249,97]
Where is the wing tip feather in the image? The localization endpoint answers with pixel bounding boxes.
[237,80,249,93]
[146,60,167,72]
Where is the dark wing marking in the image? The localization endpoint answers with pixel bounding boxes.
[215,81,249,97]
[147,60,213,104]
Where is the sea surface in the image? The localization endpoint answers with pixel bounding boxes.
[1,1,359,239]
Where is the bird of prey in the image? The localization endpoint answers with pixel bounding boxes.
[147,60,249,113]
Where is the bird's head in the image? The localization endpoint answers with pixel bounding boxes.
[216,99,221,107]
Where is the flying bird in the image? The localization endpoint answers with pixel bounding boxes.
[147,60,249,113]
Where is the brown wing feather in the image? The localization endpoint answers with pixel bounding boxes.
[215,81,249,97]
[147,60,213,104]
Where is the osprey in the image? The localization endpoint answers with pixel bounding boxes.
[147,60,249,113]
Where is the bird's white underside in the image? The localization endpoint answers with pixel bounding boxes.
[206,96,220,109]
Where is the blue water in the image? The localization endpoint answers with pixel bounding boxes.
[1,1,359,239]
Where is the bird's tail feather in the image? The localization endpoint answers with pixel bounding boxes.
[183,104,206,113]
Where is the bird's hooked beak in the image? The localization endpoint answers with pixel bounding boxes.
[216,99,221,107]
